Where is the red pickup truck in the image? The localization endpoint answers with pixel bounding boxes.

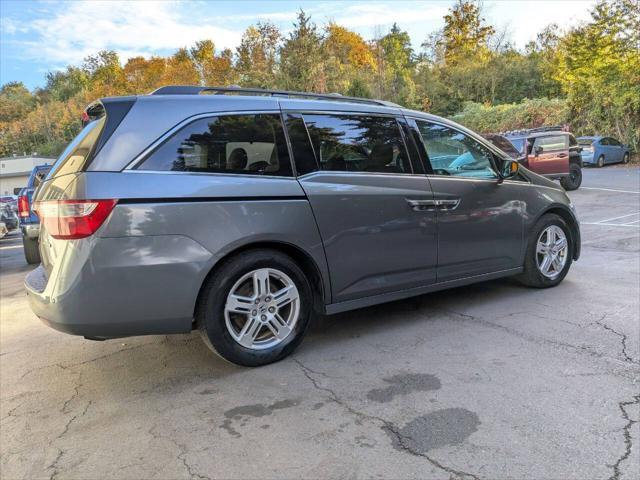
[483,127,583,191]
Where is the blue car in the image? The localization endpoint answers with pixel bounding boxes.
[578,136,631,167]
[18,164,51,264]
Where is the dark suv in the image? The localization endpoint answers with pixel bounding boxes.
[492,127,583,191]
[26,86,581,366]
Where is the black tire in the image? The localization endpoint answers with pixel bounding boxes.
[560,164,582,191]
[197,249,312,367]
[596,155,605,167]
[517,213,573,288]
[23,236,41,265]
[623,153,630,164]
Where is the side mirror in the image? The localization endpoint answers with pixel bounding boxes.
[500,159,519,180]
[534,145,544,156]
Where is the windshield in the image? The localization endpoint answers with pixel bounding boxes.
[47,117,106,179]
[507,138,526,154]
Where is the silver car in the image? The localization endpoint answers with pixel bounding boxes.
[26,86,580,366]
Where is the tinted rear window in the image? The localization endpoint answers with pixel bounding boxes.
[48,117,106,179]
[578,138,594,145]
[137,114,292,176]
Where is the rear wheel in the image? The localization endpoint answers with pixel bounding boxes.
[197,249,312,367]
[518,214,573,288]
[22,236,40,265]
[560,164,582,191]
[596,155,605,167]
[623,153,630,164]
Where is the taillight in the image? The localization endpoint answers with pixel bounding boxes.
[33,199,117,240]
[18,195,30,217]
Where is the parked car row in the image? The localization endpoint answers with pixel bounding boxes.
[24,86,580,366]
[17,164,51,264]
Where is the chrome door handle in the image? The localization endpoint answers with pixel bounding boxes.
[406,199,436,211]
[406,199,460,211]
[434,199,460,210]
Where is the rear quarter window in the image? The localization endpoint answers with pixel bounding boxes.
[48,117,106,179]
[137,113,292,176]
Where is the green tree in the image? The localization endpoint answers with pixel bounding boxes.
[236,23,281,88]
[278,10,326,92]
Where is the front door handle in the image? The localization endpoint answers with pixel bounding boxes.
[558,153,568,158]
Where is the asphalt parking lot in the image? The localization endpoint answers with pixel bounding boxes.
[1,166,638,480]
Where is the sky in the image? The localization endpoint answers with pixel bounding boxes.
[0,0,596,90]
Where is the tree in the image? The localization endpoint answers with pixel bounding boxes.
[0,82,36,123]
[278,10,326,92]
[375,24,417,106]
[554,0,640,149]
[323,23,376,94]
[190,40,237,86]
[236,23,281,88]
[440,0,495,66]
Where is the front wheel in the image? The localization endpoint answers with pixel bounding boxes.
[197,249,312,367]
[517,214,573,288]
[560,164,582,191]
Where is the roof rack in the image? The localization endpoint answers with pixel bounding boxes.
[503,126,566,136]
[149,85,401,108]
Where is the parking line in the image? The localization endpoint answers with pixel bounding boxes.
[581,187,640,194]
[0,245,22,250]
[596,212,640,224]
[627,219,640,225]
[581,222,640,228]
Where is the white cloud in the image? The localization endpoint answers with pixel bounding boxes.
[11,1,244,66]
[328,2,448,29]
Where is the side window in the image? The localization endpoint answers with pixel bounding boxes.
[414,120,497,179]
[138,114,292,176]
[608,138,620,146]
[534,135,567,151]
[600,138,610,146]
[284,113,318,176]
[303,114,412,174]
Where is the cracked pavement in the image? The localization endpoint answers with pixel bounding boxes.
[1,167,639,479]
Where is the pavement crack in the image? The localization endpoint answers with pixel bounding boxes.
[443,309,640,375]
[292,358,481,480]
[607,394,640,480]
[148,424,210,480]
[595,316,638,365]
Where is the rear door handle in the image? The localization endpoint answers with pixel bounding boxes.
[406,199,460,211]
[406,199,436,211]
[558,153,568,158]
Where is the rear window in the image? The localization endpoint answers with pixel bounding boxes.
[578,138,594,145]
[48,117,106,179]
[533,135,567,151]
[137,114,292,176]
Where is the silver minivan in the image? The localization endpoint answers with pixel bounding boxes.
[26,86,580,366]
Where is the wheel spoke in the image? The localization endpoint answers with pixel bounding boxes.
[553,236,567,252]
[551,255,563,273]
[273,285,298,308]
[238,317,262,347]
[539,254,552,274]
[536,242,546,255]
[226,294,253,314]
[252,269,271,297]
[265,314,292,340]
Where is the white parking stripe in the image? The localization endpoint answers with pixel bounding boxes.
[581,222,640,228]
[581,187,640,194]
[627,219,640,224]
[596,212,640,223]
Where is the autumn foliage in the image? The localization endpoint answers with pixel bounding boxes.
[1,0,638,158]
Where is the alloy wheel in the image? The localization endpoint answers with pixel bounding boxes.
[536,225,568,279]
[224,268,300,350]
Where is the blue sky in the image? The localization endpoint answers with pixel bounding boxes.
[1,0,595,90]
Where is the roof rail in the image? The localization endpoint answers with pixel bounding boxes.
[149,85,401,108]
[503,125,566,136]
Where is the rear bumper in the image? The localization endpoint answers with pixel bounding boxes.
[25,234,214,339]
